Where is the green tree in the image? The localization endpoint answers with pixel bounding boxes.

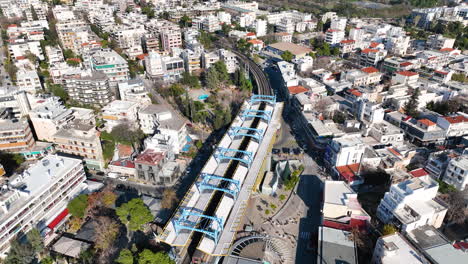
[221,23,231,35]
[141,6,155,19]
[205,67,219,90]
[48,83,69,102]
[110,124,145,145]
[198,31,213,49]
[30,5,38,20]
[382,224,398,235]
[66,59,80,67]
[4,239,35,264]
[180,72,200,88]
[452,73,467,83]
[67,194,88,218]
[213,61,229,82]
[116,249,134,264]
[403,87,421,117]
[116,198,153,231]
[63,49,75,59]
[0,152,24,175]
[179,15,191,28]
[26,228,43,254]
[40,256,54,264]
[281,51,294,62]
[138,249,174,264]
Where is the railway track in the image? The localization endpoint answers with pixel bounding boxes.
[230,50,273,96]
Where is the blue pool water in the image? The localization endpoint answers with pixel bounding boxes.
[198,94,209,100]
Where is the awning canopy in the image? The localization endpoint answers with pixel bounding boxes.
[47,208,69,229]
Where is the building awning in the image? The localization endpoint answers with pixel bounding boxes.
[48,208,69,229]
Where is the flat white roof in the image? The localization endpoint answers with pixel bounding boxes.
[379,233,426,264]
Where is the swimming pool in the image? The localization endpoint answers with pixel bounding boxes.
[198,94,209,100]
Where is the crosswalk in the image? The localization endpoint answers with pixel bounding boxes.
[300,231,311,239]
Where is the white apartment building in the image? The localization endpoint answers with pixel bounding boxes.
[102,100,139,132]
[144,52,185,81]
[218,49,238,73]
[436,115,468,139]
[376,176,448,233]
[349,27,364,42]
[321,12,338,23]
[118,79,151,105]
[443,155,468,191]
[427,34,455,50]
[369,121,405,146]
[29,97,74,142]
[386,35,410,56]
[45,46,64,65]
[218,11,232,24]
[276,18,295,34]
[88,49,129,87]
[325,29,345,45]
[16,70,42,94]
[202,51,220,69]
[53,119,105,170]
[192,15,221,33]
[182,49,202,74]
[325,136,366,168]
[160,28,182,52]
[372,233,428,264]
[357,100,385,124]
[359,48,388,67]
[63,71,112,107]
[110,24,146,58]
[0,155,87,255]
[139,104,188,154]
[255,19,267,37]
[330,17,347,31]
[8,40,44,60]
[392,71,419,85]
[344,67,382,87]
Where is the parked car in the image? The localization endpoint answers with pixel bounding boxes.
[293,148,301,155]
[272,148,280,154]
[282,147,290,154]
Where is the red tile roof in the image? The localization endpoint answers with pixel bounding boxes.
[399,62,413,67]
[387,147,402,157]
[434,70,448,75]
[246,32,256,36]
[117,144,134,157]
[336,163,360,183]
[410,168,429,178]
[440,48,454,52]
[418,118,436,127]
[136,53,148,60]
[110,159,135,168]
[340,39,355,44]
[288,85,308,95]
[369,42,381,48]
[248,39,263,45]
[361,48,378,54]
[135,149,165,165]
[443,115,468,124]
[67,58,81,63]
[396,70,418,77]
[327,29,340,32]
[347,88,362,97]
[361,66,379,74]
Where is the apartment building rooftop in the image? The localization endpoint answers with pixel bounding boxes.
[102,100,138,113]
[30,97,73,121]
[53,120,97,142]
[407,225,468,264]
[317,226,357,264]
[135,149,166,166]
[0,155,81,221]
[0,118,28,132]
[90,49,127,65]
[139,104,186,131]
[376,233,427,264]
